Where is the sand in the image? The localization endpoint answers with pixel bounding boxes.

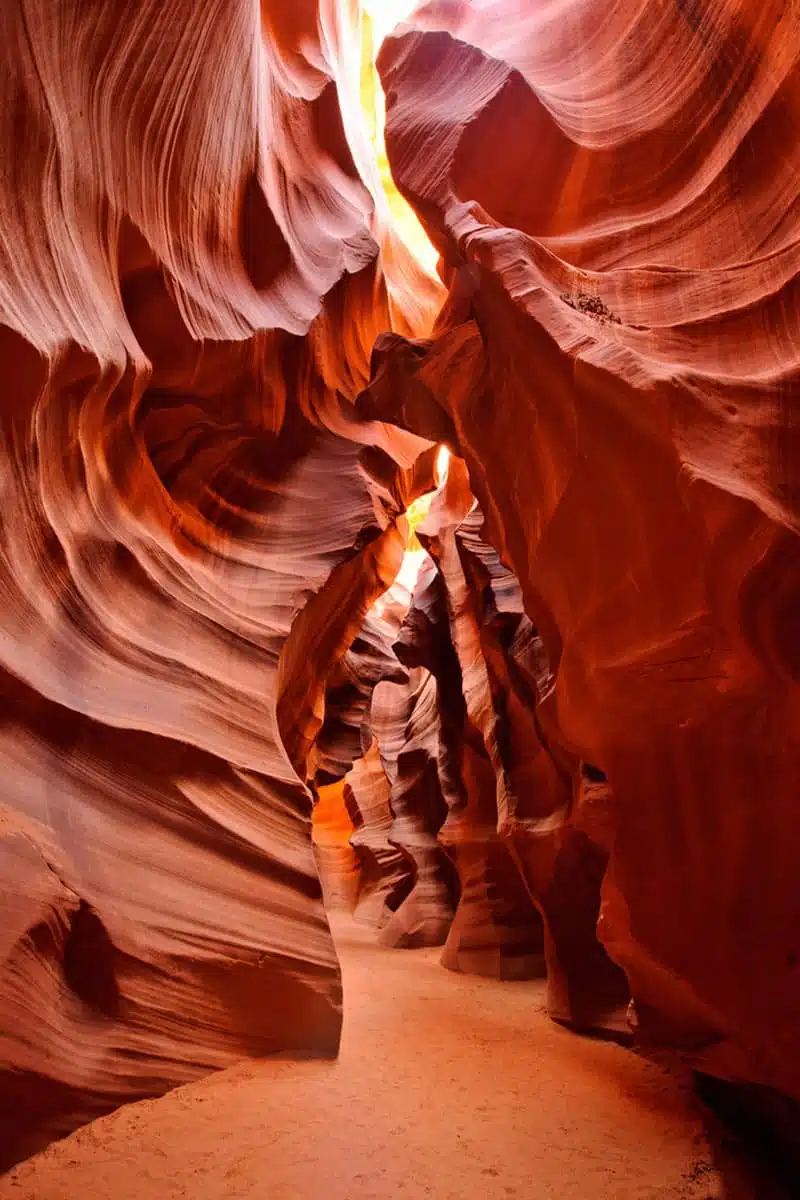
[0,916,761,1199]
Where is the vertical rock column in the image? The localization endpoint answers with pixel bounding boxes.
[413,467,548,980]
[346,742,414,928]
[369,0,800,1100]
[371,666,457,948]
[453,507,630,1030]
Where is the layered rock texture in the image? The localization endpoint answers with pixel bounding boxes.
[0,0,438,1168]
[1,0,799,1171]
[363,0,800,1109]
[318,465,627,1024]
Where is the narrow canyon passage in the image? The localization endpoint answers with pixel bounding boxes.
[1,0,799,1189]
[0,915,772,1200]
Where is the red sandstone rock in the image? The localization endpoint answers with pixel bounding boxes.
[346,741,414,928]
[312,779,361,912]
[370,666,457,948]
[0,0,438,1168]
[451,504,629,1027]
[372,0,800,1099]
[2,0,799,1170]
[407,471,549,980]
[312,559,416,787]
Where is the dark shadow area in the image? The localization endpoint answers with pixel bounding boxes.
[552,1018,635,1048]
[581,762,608,784]
[694,1073,800,1198]
[63,901,121,1017]
[0,1070,120,1175]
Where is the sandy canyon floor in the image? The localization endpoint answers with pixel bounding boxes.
[0,916,786,1199]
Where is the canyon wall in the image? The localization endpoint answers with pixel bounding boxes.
[362,0,800,1104]
[1,0,799,1170]
[0,0,438,1168]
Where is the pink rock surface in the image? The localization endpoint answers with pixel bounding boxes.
[367,0,800,1100]
[0,0,436,1167]
[1,0,799,1170]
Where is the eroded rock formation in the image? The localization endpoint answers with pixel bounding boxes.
[1,0,799,1171]
[364,0,800,1105]
[0,0,438,1168]
[315,460,628,1019]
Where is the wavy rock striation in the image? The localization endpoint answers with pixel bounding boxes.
[2,0,799,1170]
[367,0,800,1102]
[0,0,438,1169]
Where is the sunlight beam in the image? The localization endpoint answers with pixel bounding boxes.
[360,1,440,274]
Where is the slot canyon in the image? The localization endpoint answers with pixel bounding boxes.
[0,0,798,1195]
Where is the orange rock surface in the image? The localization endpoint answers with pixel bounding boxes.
[1,0,798,1170]
[0,0,437,1167]
[366,0,800,1105]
